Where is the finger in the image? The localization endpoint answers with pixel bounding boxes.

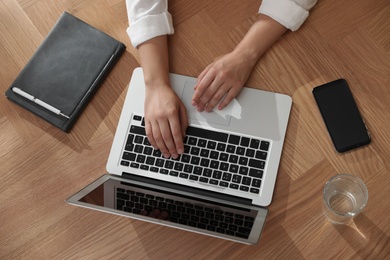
[217,86,241,110]
[192,67,216,106]
[140,210,149,216]
[158,119,179,158]
[204,86,230,112]
[150,120,170,158]
[196,63,213,88]
[167,116,184,156]
[195,78,223,112]
[148,209,161,218]
[145,120,158,150]
[158,211,169,220]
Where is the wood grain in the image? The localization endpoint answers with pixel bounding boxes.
[1,0,389,259]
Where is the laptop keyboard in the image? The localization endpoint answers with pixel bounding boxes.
[116,187,255,239]
[120,114,271,195]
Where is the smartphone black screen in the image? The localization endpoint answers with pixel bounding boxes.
[312,79,371,153]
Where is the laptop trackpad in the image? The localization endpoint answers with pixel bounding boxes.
[181,81,238,126]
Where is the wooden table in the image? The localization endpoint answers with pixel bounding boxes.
[1,0,389,259]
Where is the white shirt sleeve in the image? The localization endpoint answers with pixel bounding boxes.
[259,0,318,31]
[126,0,318,48]
[126,0,174,48]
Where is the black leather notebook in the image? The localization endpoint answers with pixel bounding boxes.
[5,12,126,132]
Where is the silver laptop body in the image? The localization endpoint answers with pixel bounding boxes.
[67,67,292,244]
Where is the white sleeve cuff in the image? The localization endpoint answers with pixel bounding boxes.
[127,12,174,48]
[259,0,317,31]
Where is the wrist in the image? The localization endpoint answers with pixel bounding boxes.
[232,46,260,67]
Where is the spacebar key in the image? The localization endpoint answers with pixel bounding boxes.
[186,126,228,142]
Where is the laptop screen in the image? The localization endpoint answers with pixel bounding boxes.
[67,174,268,244]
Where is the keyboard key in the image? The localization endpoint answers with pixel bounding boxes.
[260,141,270,151]
[236,147,245,155]
[190,147,200,156]
[250,139,260,149]
[174,162,184,171]
[203,169,212,177]
[212,170,222,179]
[210,151,219,159]
[179,173,189,179]
[232,175,241,183]
[239,166,248,175]
[130,125,146,136]
[255,151,267,160]
[186,126,228,142]
[219,181,229,187]
[198,139,207,147]
[240,185,249,192]
[242,177,251,186]
[169,171,179,177]
[165,160,174,169]
[228,135,240,145]
[240,137,250,147]
[189,175,199,181]
[130,162,139,168]
[226,145,236,153]
[229,155,238,163]
[219,153,228,161]
[249,159,265,169]
[133,115,142,121]
[191,156,200,165]
[184,164,193,173]
[249,169,263,179]
[245,148,255,157]
[199,177,209,183]
[140,164,149,170]
[230,183,239,189]
[200,158,210,167]
[122,152,136,161]
[193,166,203,175]
[239,156,248,165]
[207,141,216,149]
[146,156,155,165]
[252,178,261,188]
[210,160,219,169]
[222,172,232,182]
[136,155,146,163]
[134,145,143,153]
[229,164,239,173]
[188,137,197,145]
[217,143,226,151]
[120,160,130,166]
[155,158,164,167]
[209,179,219,185]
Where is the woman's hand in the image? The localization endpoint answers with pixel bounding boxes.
[144,84,188,159]
[192,14,287,112]
[191,50,255,113]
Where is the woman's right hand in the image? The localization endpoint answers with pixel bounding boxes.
[144,84,188,159]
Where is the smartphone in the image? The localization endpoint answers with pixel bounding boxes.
[312,79,371,153]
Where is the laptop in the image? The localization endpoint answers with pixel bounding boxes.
[67,67,292,244]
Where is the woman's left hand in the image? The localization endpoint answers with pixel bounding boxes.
[191,50,255,112]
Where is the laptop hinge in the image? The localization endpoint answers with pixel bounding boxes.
[122,172,253,206]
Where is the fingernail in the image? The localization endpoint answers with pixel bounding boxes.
[163,153,170,158]
[177,148,184,154]
[172,153,179,159]
[192,100,197,106]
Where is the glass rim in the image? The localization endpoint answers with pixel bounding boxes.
[323,174,368,216]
